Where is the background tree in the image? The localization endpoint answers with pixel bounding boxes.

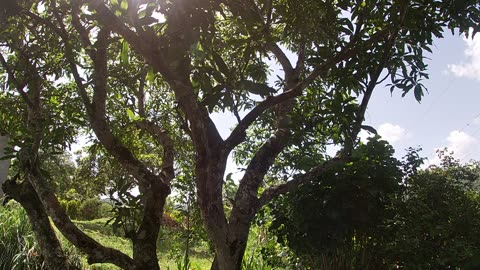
[383,151,480,269]
[0,0,479,270]
[268,137,403,269]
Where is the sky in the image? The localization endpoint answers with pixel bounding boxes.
[361,31,480,166]
[212,30,480,174]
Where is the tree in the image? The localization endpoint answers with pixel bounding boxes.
[383,151,480,269]
[268,137,404,269]
[0,0,479,269]
[0,134,10,197]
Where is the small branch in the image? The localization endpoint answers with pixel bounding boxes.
[224,87,301,152]
[294,42,306,76]
[343,3,408,155]
[257,157,346,209]
[0,53,33,107]
[71,4,94,57]
[136,120,175,183]
[54,9,93,108]
[138,71,147,118]
[267,43,294,76]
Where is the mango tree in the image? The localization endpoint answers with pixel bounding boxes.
[0,0,479,270]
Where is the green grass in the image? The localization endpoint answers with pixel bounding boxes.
[0,206,264,270]
[0,202,43,270]
[70,218,212,269]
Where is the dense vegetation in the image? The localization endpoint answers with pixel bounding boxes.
[0,0,479,269]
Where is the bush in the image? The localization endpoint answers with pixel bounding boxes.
[60,199,81,220]
[78,198,112,220]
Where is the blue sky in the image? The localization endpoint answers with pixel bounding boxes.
[361,31,480,165]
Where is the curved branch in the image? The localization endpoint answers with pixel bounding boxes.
[0,53,32,107]
[26,163,136,268]
[224,31,385,153]
[257,157,347,209]
[344,4,408,155]
[267,43,294,76]
[136,120,175,182]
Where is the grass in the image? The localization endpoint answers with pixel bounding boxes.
[0,205,265,270]
[0,202,45,270]
[70,218,212,270]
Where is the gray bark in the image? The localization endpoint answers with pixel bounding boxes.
[0,135,11,197]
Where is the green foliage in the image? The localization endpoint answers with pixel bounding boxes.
[381,151,480,269]
[78,198,111,221]
[1,0,480,268]
[268,145,480,269]
[268,137,404,268]
[60,199,81,220]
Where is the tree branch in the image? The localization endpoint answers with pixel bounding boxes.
[136,120,175,182]
[26,163,135,268]
[257,157,346,209]
[267,43,294,76]
[0,53,33,107]
[224,31,387,153]
[343,3,407,155]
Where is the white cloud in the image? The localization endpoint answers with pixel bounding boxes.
[448,32,480,80]
[445,130,478,160]
[473,116,480,126]
[377,123,411,143]
[358,130,372,143]
[358,123,410,144]
[427,130,479,166]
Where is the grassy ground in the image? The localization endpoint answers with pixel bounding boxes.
[70,218,213,270]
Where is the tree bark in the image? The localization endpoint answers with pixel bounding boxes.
[0,135,11,198]
[3,178,71,270]
[131,180,168,270]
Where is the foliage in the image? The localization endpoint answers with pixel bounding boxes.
[268,137,402,268]
[268,145,480,269]
[381,151,480,269]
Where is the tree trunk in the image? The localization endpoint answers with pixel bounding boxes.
[131,181,168,270]
[3,178,71,270]
[209,218,251,270]
[0,135,11,198]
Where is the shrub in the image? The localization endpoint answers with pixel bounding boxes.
[78,197,113,220]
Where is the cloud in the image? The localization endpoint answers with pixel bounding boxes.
[427,130,479,166]
[448,32,480,80]
[358,123,410,144]
[445,130,478,160]
[377,123,411,143]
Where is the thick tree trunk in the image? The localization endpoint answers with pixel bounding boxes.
[131,181,168,270]
[209,213,252,270]
[2,178,71,270]
[0,135,11,198]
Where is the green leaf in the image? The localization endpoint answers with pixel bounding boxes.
[361,125,377,135]
[0,154,15,160]
[120,40,129,65]
[236,80,276,97]
[126,108,139,120]
[414,84,424,102]
[120,0,128,10]
[146,68,155,84]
